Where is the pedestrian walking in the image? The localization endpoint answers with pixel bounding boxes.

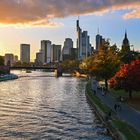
[114,104,117,111]
[117,104,122,111]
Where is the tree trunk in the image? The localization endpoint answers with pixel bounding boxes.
[105,79,108,91]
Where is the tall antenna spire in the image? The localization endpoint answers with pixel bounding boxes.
[125,29,127,38]
[77,16,80,31]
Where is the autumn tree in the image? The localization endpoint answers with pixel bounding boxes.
[80,41,120,90]
[80,55,95,76]
[93,42,120,89]
[61,60,80,72]
[110,60,140,98]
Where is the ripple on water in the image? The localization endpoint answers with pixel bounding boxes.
[0,71,113,140]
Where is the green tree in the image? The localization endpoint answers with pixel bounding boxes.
[120,51,140,64]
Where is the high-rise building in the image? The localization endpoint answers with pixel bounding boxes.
[20,44,30,63]
[62,38,73,61]
[96,34,102,51]
[52,44,61,62]
[4,53,14,66]
[35,51,43,65]
[76,19,91,60]
[41,40,52,64]
[70,48,78,60]
[95,28,106,51]
[122,31,130,53]
[62,38,73,55]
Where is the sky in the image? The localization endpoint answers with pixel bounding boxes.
[0,0,140,61]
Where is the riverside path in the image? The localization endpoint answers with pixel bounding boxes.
[92,79,140,133]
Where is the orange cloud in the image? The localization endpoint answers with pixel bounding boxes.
[0,0,140,27]
[123,7,140,19]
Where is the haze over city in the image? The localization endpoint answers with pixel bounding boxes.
[0,0,140,60]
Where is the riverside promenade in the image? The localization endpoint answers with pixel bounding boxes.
[92,79,140,133]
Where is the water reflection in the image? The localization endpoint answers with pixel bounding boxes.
[0,71,112,140]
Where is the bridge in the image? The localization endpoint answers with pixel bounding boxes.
[10,66,57,70]
[10,66,63,77]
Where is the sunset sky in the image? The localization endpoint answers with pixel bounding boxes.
[0,0,140,61]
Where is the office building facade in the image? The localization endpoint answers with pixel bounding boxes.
[76,19,91,60]
[20,44,30,63]
[41,40,52,64]
[62,38,73,61]
[4,53,14,66]
[52,44,61,62]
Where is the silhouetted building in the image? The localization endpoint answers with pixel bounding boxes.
[62,38,73,61]
[4,53,14,66]
[96,34,106,51]
[70,48,78,60]
[122,31,130,53]
[41,40,52,64]
[76,19,91,60]
[52,44,61,62]
[20,44,30,63]
[35,51,43,65]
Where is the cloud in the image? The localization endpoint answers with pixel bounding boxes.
[0,0,140,27]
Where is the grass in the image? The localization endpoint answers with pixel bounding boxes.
[109,89,140,98]
[110,89,140,111]
[113,119,140,140]
[86,81,112,114]
[86,81,140,140]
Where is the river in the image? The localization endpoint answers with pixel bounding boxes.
[0,71,112,140]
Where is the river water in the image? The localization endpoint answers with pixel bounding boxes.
[0,71,112,140]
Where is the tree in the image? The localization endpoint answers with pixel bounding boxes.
[61,60,80,73]
[79,55,95,76]
[0,56,4,66]
[92,42,120,90]
[80,41,120,90]
[120,51,140,64]
[110,60,140,98]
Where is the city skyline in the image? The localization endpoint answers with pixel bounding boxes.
[0,0,140,60]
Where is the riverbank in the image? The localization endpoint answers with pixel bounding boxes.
[72,71,89,78]
[85,80,140,140]
[0,74,18,82]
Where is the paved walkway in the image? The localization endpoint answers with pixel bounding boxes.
[91,80,140,133]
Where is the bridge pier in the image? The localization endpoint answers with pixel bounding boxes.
[55,68,62,77]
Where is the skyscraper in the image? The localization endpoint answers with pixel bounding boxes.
[20,44,30,63]
[96,34,102,51]
[76,19,91,60]
[52,44,61,62]
[62,38,73,61]
[35,51,43,65]
[41,40,52,64]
